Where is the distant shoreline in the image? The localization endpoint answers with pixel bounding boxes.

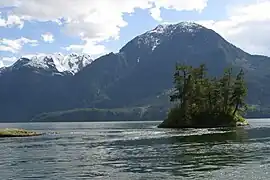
[0,120,163,123]
[0,118,269,123]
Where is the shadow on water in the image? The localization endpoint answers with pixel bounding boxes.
[102,127,269,178]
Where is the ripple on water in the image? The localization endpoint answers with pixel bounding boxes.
[0,120,270,180]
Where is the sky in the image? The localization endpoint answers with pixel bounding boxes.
[1,0,270,67]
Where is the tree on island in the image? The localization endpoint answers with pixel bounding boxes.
[158,63,248,128]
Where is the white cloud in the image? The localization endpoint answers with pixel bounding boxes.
[1,57,17,62]
[0,13,7,27]
[0,0,208,55]
[150,7,162,21]
[0,56,17,67]
[0,0,19,7]
[0,61,4,68]
[195,1,270,56]
[154,0,207,15]
[6,15,24,29]
[41,32,54,43]
[0,37,38,53]
[0,13,24,28]
[2,0,270,57]
[0,18,6,27]
[21,53,47,59]
[151,0,208,21]
[65,38,107,56]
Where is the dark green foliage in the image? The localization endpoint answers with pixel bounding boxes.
[159,63,248,128]
[230,69,247,115]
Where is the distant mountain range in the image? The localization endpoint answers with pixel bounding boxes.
[0,53,93,75]
[1,22,270,122]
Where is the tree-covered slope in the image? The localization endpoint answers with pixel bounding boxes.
[159,64,248,128]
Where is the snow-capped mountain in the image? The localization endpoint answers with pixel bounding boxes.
[148,22,203,34]
[50,53,93,74]
[129,22,204,51]
[11,53,93,75]
[3,21,270,122]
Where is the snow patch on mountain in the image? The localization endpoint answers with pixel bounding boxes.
[15,53,93,74]
[149,22,203,34]
[27,56,56,70]
[48,53,93,74]
[136,22,203,52]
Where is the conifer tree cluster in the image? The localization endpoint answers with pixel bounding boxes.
[163,63,248,127]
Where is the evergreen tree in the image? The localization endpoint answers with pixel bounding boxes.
[162,63,248,128]
[230,69,247,115]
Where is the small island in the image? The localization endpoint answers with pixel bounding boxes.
[0,128,42,137]
[158,63,249,128]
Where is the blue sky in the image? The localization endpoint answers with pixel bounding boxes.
[1,0,270,67]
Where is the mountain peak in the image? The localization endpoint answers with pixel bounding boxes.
[11,53,93,75]
[146,22,205,36]
[149,22,203,34]
[121,21,206,52]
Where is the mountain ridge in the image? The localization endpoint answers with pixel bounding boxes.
[1,53,93,75]
[1,21,270,122]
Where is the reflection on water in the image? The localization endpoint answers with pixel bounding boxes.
[0,120,270,179]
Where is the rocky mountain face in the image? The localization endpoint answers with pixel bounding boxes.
[1,22,270,122]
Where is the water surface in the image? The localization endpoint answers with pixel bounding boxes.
[0,119,270,179]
